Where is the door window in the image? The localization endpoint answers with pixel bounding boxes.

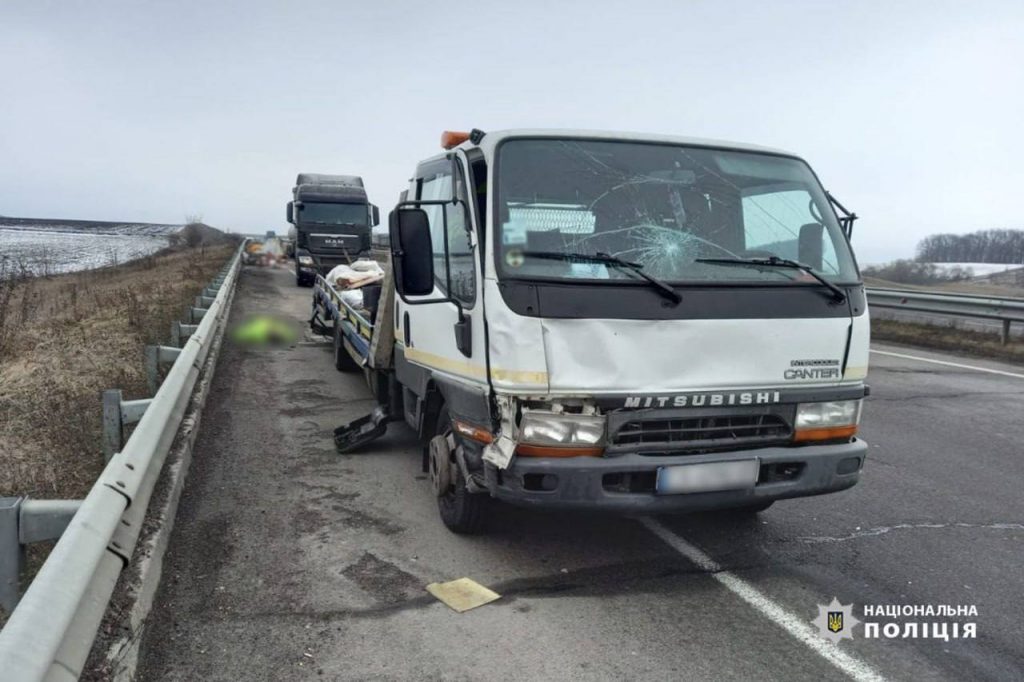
[418,165,476,304]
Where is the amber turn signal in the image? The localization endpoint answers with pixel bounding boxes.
[792,425,858,443]
[452,420,494,444]
[515,444,604,458]
[441,130,471,149]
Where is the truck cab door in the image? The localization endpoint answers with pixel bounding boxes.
[395,156,488,388]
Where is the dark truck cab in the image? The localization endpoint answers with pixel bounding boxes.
[286,173,380,286]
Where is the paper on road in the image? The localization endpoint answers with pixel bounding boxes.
[426,578,501,613]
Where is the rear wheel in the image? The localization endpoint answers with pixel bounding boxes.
[333,322,359,372]
[433,407,488,534]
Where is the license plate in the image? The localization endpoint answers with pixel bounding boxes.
[656,459,759,494]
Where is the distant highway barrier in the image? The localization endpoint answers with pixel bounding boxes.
[0,242,244,681]
[867,287,1024,345]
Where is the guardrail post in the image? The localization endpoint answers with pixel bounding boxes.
[144,345,158,394]
[1001,319,1011,346]
[120,398,151,426]
[18,500,81,545]
[102,389,123,461]
[145,345,182,394]
[190,307,207,323]
[0,497,25,613]
[104,390,151,459]
[171,321,198,348]
[144,345,159,395]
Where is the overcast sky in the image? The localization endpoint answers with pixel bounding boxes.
[1,0,1021,262]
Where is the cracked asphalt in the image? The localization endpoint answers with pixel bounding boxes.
[137,267,1024,681]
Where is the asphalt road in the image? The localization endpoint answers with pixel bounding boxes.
[137,266,1024,681]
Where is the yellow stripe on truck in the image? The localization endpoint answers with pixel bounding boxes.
[402,346,547,385]
[403,346,487,379]
[843,366,868,380]
[491,367,548,384]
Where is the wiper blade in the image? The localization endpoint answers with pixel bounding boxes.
[520,250,682,305]
[695,256,847,303]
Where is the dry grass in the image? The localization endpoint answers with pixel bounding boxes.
[871,318,1024,366]
[0,244,235,501]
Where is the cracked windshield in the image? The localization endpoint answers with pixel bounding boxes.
[496,139,858,284]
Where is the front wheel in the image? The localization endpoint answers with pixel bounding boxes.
[434,407,489,534]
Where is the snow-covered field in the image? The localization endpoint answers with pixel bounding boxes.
[862,261,1022,280]
[926,262,1021,278]
[0,222,180,276]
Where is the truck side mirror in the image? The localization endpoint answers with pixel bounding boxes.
[286,201,293,224]
[799,223,824,271]
[371,204,380,227]
[390,208,434,296]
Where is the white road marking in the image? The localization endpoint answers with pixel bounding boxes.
[871,349,1024,380]
[639,517,887,682]
[798,521,1024,544]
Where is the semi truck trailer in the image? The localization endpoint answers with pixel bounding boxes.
[315,128,869,534]
[287,173,379,286]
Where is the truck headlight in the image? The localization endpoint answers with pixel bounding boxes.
[794,400,862,442]
[517,412,605,457]
[298,256,314,266]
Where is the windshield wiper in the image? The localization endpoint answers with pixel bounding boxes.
[695,256,847,303]
[520,250,682,305]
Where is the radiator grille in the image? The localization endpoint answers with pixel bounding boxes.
[613,413,791,452]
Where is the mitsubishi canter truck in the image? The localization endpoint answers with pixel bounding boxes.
[316,128,869,533]
[287,173,380,286]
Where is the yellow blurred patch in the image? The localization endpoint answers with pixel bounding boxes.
[231,315,298,347]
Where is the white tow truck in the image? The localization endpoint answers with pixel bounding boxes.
[313,128,870,533]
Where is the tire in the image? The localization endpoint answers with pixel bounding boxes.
[434,407,489,534]
[333,322,359,372]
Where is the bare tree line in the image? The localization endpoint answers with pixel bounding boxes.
[916,229,1024,264]
[862,259,976,284]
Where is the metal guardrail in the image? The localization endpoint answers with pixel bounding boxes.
[0,242,244,681]
[867,287,1024,344]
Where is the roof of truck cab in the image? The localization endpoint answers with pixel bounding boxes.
[294,183,367,202]
[442,128,800,159]
[295,173,364,188]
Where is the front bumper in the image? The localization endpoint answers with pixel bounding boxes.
[484,439,866,512]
